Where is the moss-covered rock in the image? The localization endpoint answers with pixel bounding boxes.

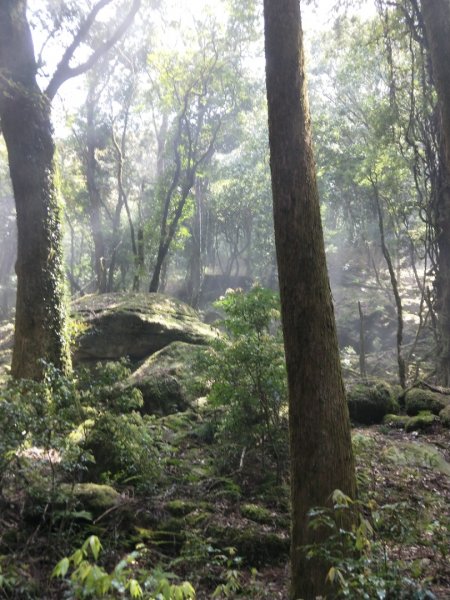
[60,483,120,512]
[404,411,439,432]
[383,413,409,429]
[127,342,207,415]
[383,442,450,477]
[440,404,450,428]
[347,381,397,424]
[71,292,216,364]
[205,523,288,567]
[405,388,450,416]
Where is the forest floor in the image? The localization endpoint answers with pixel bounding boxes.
[1,405,450,599]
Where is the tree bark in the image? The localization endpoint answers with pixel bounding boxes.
[0,0,71,379]
[263,1,357,598]
[85,91,107,293]
[421,0,450,385]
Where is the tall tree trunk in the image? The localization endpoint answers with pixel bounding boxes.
[372,179,406,388]
[0,0,71,379]
[421,0,450,385]
[185,179,206,308]
[263,1,356,598]
[86,93,107,293]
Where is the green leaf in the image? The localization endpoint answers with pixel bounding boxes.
[87,535,102,561]
[128,578,143,598]
[52,557,70,579]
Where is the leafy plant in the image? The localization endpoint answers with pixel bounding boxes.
[196,287,288,476]
[53,535,196,599]
[306,490,437,599]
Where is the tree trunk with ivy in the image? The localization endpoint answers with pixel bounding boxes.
[0,0,140,379]
[263,1,357,598]
[0,0,71,379]
[421,0,450,385]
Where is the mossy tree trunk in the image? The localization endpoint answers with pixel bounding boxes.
[263,1,357,598]
[0,0,71,379]
[421,0,450,385]
[0,0,140,379]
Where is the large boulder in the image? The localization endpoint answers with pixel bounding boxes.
[72,293,216,364]
[347,381,397,425]
[127,341,207,415]
[404,388,450,416]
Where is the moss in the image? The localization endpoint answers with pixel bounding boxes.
[383,414,409,429]
[153,517,187,555]
[206,523,289,567]
[404,411,439,432]
[347,381,397,424]
[440,404,450,428]
[383,441,450,477]
[241,503,274,524]
[209,477,242,502]
[405,388,449,416]
[60,483,120,511]
[129,343,207,416]
[166,499,198,516]
[72,293,216,364]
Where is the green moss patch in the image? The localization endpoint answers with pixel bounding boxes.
[405,388,450,416]
[382,442,450,477]
[128,342,207,415]
[240,503,274,524]
[440,405,450,428]
[347,381,397,424]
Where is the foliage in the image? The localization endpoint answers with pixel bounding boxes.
[306,490,437,599]
[196,286,287,474]
[0,360,164,496]
[53,535,195,599]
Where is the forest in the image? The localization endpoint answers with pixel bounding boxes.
[0,0,449,598]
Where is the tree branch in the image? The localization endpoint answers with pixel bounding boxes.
[45,0,141,100]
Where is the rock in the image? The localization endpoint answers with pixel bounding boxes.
[60,483,120,514]
[71,292,216,364]
[205,522,289,567]
[347,381,397,425]
[404,388,450,416]
[440,405,450,428]
[383,441,450,477]
[127,341,207,415]
[404,411,439,432]
[383,411,439,432]
[383,413,409,429]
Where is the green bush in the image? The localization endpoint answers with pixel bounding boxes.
[0,360,163,498]
[196,287,288,476]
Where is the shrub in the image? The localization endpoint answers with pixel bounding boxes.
[306,490,436,599]
[196,287,288,476]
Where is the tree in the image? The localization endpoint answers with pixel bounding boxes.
[263,1,357,598]
[0,0,140,379]
[421,0,450,385]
